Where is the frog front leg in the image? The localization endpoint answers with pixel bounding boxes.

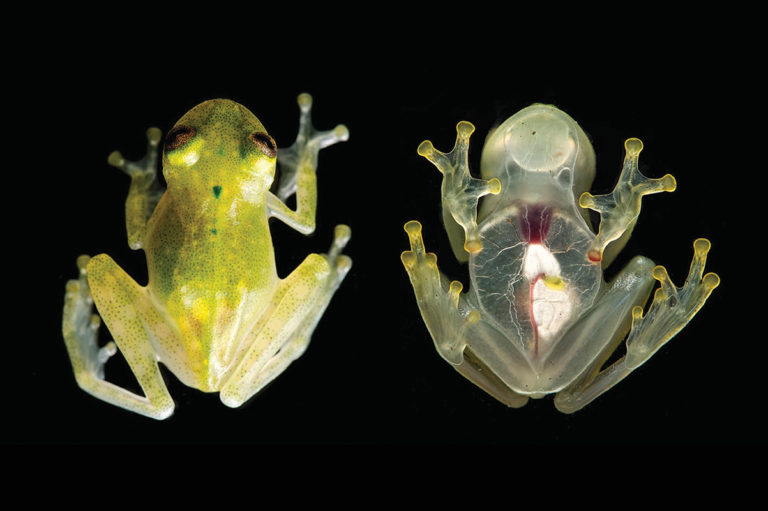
[219,225,352,407]
[579,138,677,265]
[401,221,529,407]
[268,93,349,234]
[417,121,501,262]
[62,255,176,419]
[106,127,164,250]
[553,240,719,413]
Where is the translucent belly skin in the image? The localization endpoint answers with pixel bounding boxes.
[471,104,603,364]
[469,204,601,362]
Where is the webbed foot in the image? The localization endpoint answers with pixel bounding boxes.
[401,220,475,365]
[276,93,349,201]
[579,138,676,263]
[625,238,720,368]
[417,121,501,256]
[62,255,117,383]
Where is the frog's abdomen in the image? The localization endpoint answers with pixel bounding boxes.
[470,204,601,358]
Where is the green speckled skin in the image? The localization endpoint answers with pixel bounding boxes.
[62,96,351,419]
[147,101,279,386]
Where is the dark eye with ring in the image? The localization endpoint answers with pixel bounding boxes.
[249,132,277,158]
[165,125,196,151]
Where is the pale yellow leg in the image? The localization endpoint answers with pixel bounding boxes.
[579,138,677,265]
[220,225,352,407]
[417,121,501,262]
[401,220,528,408]
[268,92,349,235]
[554,240,719,413]
[62,254,175,419]
[107,127,164,250]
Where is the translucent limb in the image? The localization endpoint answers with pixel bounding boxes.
[554,240,719,413]
[417,121,501,258]
[625,238,720,369]
[62,255,118,382]
[401,221,529,407]
[61,255,175,420]
[220,225,352,407]
[401,220,476,365]
[579,138,677,263]
[107,127,164,250]
[275,92,349,203]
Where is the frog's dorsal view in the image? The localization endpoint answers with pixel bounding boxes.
[62,94,351,419]
[402,104,719,412]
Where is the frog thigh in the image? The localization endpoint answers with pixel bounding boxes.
[551,255,657,413]
[83,254,175,419]
[220,227,351,408]
[401,220,529,408]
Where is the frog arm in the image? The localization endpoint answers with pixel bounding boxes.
[579,138,677,265]
[553,240,719,413]
[220,225,351,407]
[401,220,529,408]
[61,254,175,419]
[107,127,165,250]
[418,122,501,263]
[270,93,348,233]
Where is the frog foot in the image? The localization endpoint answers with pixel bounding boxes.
[401,220,476,365]
[326,224,353,280]
[417,121,501,255]
[276,93,350,201]
[579,138,677,263]
[62,255,117,382]
[107,126,162,179]
[625,238,720,369]
[107,127,164,249]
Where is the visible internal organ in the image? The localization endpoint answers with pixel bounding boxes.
[520,205,572,355]
[519,204,553,244]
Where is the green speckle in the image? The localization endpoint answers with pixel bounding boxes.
[213,185,222,198]
[211,228,218,235]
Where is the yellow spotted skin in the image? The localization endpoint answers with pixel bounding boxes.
[62,95,351,419]
[147,100,279,386]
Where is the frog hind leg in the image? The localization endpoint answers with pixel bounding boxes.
[401,221,529,408]
[62,254,175,419]
[553,240,719,413]
[219,225,352,408]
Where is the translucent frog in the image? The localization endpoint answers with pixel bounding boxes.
[62,93,352,419]
[401,104,719,413]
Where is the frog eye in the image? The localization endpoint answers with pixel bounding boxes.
[165,125,196,151]
[249,132,277,158]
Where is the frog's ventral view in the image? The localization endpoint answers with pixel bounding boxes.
[401,104,719,413]
[62,94,351,419]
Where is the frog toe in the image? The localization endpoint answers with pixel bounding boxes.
[62,255,114,381]
[625,238,719,368]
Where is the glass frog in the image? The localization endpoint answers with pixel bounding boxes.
[62,93,352,419]
[401,104,719,413]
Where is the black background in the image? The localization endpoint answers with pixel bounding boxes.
[10,22,755,447]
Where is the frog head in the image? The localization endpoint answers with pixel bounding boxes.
[162,99,277,200]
